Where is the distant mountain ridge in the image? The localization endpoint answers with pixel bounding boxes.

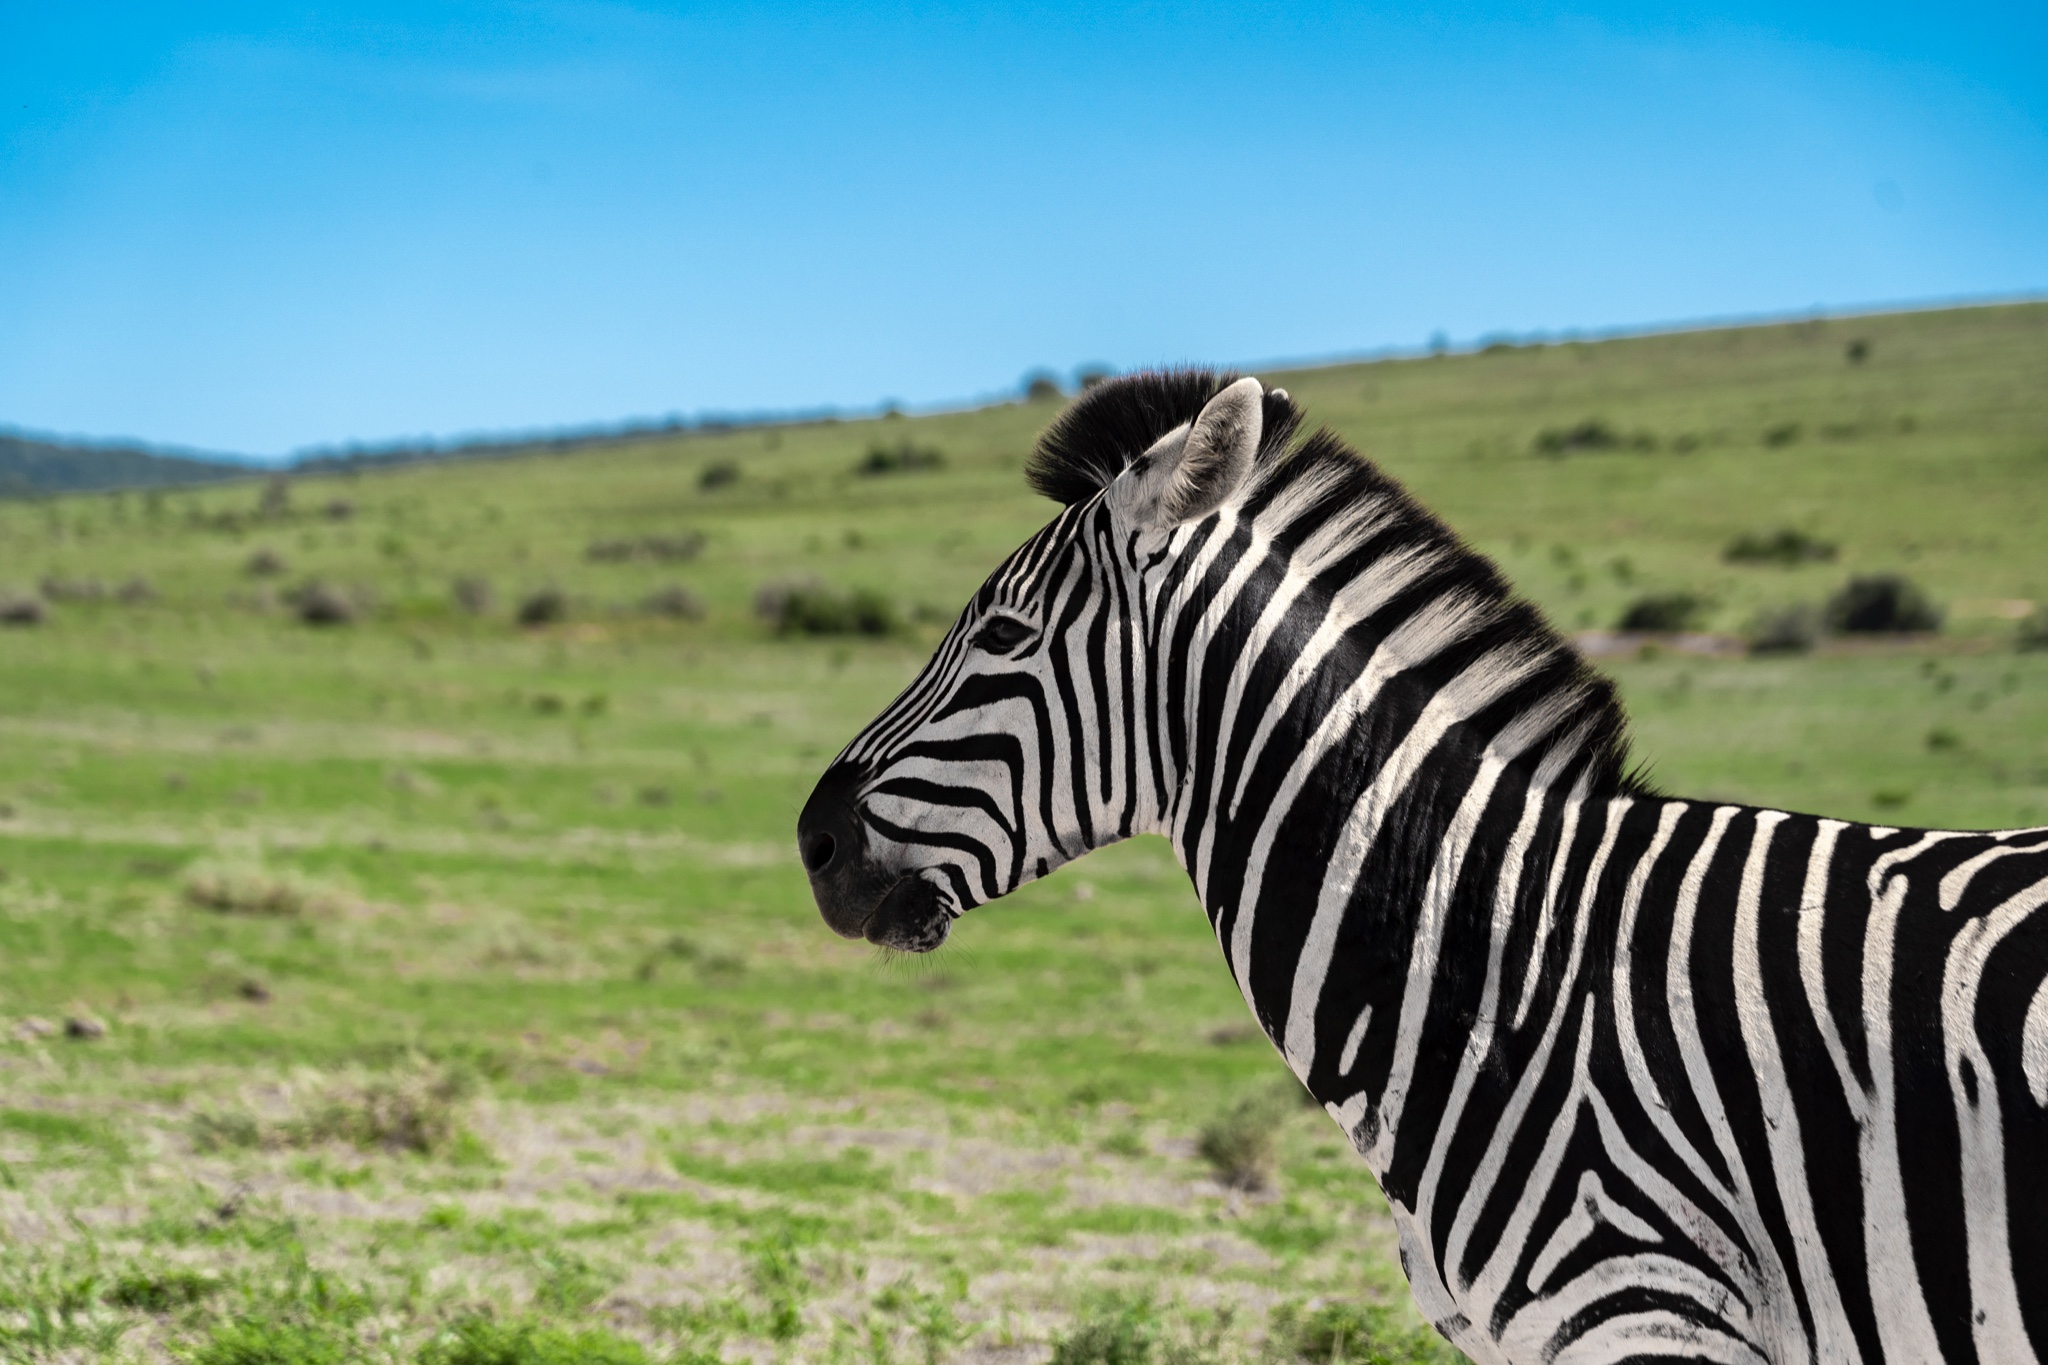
[0,431,251,497]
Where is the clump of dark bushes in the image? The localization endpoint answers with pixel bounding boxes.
[245,547,288,577]
[1723,528,1837,566]
[641,584,705,620]
[287,581,355,625]
[699,460,740,490]
[1825,575,1941,633]
[856,440,945,475]
[2018,606,2048,653]
[517,587,569,627]
[1747,605,1822,655]
[754,579,896,636]
[1615,592,1707,633]
[451,576,495,615]
[0,593,48,626]
[1532,419,1655,456]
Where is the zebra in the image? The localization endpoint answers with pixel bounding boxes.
[795,370,2048,1364]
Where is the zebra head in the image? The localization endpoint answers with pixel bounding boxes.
[798,374,1280,951]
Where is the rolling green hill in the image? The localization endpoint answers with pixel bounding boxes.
[0,430,250,496]
[0,300,2042,1363]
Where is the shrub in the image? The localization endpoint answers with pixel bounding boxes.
[1051,1297,1158,1365]
[1076,366,1115,391]
[1825,575,1941,633]
[258,476,293,519]
[755,579,897,636]
[1846,338,1871,364]
[245,547,288,577]
[1747,605,1820,655]
[1024,372,1064,402]
[1722,528,1837,566]
[322,498,356,521]
[641,584,705,619]
[1531,419,1652,456]
[452,576,495,615]
[1615,592,1706,633]
[287,581,354,625]
[699,460,740,490]
[2015,605,2048,653]
[516,587,568,627]
[0,594,47,626]
[1196,1091,1287,1191]
[183,859,321,916]
[1762,421,1803,448]
[856,440,945,476]
[116,576,156,604]
[291,1067,475,1155]
[1267,1300,1456,1364]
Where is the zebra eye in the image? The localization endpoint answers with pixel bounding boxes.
[971,615,1036,655]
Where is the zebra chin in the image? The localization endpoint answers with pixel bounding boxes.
[796,766,956,952]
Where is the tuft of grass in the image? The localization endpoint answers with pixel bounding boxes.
[184,1316,351,1365]
[1266,1300,1458,1365]
[291,1067,477,1156]
[104,1267,222,1312]
[182,860,322,916]
[419,1314,652,1365]
[1051,1295,1159,1365]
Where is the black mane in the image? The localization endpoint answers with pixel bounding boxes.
[1026,368,1649,799]
[1027,369,1304,506]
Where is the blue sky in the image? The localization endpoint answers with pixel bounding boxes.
[3,2,2043,459]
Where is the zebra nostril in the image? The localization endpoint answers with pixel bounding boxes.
[800,830,837,875]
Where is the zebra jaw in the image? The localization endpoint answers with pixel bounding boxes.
[797,765,958,952]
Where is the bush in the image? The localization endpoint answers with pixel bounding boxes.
[1825,575,1941,633]
[291,1067,475,1155]
[322,498,356,521]
[1532,419,1652,456]
[116,576,157,604]
[287,581,354,625]
[755,579,897,636]
[1846,338,1871,364]
[0,594,47,626]
[1615,592,1706,633]
[856,440,945,476]
[641,584,705,619]
[1076,366,1115,391]
[1267,1300,1456,1365]
[699,460,740,490]
[1051,1298,1158,1365]
[452,576,495,615]
[1196,1091,1288,1191]
[1747,604,1820,655]
[1762,421,1803,448]
[1722,528,1837,566]
[245,547,288,577]
[1023,372,1064,402]
[516,587,568,627]
[2017,605,2048,652]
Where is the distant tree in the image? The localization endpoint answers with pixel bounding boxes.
[1846,339,1871,365]
[1075,366,1114,391]
[1022,371,1063,402]
[1825,575,1941,633]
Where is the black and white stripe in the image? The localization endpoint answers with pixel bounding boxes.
[798,371,2048,1363]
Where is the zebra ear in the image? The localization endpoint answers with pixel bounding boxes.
[1116,377,1264,527]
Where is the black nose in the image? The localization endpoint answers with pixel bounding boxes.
[797,762,876,939]
[800,829,836,874]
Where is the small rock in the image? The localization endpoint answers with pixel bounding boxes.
[64,1015,107,1040]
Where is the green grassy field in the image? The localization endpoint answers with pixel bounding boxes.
[0,301,2044,1364]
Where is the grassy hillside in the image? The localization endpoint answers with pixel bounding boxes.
[0,301,2043,1363]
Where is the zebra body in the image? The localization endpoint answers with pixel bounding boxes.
[796,372,2048,1363]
